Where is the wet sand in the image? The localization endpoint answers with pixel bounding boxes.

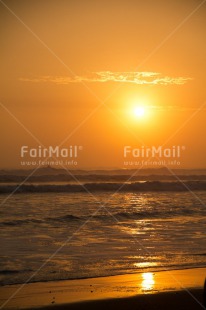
[0,267,205,309]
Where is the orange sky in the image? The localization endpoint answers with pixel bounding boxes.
[0,0,206,169]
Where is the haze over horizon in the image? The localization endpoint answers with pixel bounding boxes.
[1,0,206,169]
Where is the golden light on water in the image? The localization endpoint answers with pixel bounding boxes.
[134,262,158,268]
[141,272,155,291]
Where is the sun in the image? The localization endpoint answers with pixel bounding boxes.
[133,106,145,118]
[125,98,151,122]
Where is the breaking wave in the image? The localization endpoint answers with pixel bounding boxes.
[0,181,206,194]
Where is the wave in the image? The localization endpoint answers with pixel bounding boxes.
[0,270,21,275]
[0,269,33,275]
[0,208,201,227]
[0,218,44,226]
[0,181,206,194]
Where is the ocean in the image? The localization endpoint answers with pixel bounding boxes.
[0,179,206,286]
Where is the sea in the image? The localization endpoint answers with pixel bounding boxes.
[0,176,206,286]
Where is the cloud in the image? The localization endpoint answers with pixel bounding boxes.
[19,71,193,86]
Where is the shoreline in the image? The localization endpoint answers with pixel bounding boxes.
[1,264,206,288]
[0,267,205,309]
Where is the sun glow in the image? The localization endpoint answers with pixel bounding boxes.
[134,106,145,118]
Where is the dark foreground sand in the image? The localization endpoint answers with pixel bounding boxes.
[35,289,205,310]
[0,268,205,310]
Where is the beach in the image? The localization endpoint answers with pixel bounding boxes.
[1,0,206,305]
[0,267,205,309]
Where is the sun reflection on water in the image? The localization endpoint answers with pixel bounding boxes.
[141,272,155,291]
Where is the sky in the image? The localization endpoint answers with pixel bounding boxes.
[0,0,206,169]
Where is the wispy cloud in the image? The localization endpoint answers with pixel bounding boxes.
[19,71,193,86]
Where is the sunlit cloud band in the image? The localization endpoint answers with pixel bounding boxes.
[19,71,193,86]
